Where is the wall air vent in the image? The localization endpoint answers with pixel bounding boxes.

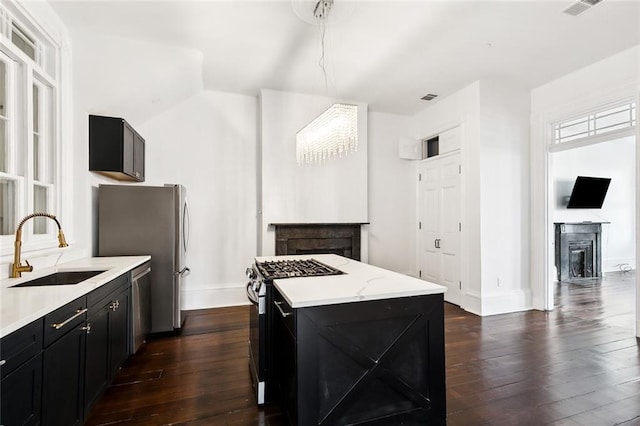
[421,93,438,101]
[563,0,603,16]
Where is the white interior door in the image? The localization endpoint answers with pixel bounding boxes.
[418,152,461,305]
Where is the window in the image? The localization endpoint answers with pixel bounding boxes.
[553,101,636,145]
[0,3,59,247]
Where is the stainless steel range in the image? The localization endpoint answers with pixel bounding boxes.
[245,258,344,405]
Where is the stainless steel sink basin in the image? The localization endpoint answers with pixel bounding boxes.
[11,271,106,287]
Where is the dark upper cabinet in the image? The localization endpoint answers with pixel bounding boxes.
[89,114,145,182]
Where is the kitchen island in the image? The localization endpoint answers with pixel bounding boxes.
[266,254,446,426]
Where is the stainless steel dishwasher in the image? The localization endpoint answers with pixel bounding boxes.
[131,262,151,353]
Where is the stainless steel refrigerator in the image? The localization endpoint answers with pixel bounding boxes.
[98,184,190,333]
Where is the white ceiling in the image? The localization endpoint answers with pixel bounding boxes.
[49,0,640,116]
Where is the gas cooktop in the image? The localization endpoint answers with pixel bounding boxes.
[255,258,344,280]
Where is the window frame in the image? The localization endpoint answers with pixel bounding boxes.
[551,99,637,152]
[0,1,62,254]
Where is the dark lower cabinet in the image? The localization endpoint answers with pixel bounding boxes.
[0,353,42,425]
[42,323,86,426]
[273,290,446,426]
[84,303,111,414]
[1,271,135,426]
[85,277,131,415]
[109,288,130,377]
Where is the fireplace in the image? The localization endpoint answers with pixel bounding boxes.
[272,223,365,261]
[554,222,602,282]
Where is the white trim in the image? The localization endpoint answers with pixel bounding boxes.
[462,289,531,316]
[480,290,532,316]
[463,290,482,316]
[182,283,249,310]
[0,0,70,270]
[636,84,640,338]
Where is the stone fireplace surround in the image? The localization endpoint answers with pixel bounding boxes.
[272,223,367,261]
[554,222,603,282]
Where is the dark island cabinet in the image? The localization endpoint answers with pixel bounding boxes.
[273,290,446,426]
[89,114,145,182]
[85,274,131,415]
[0,318,44,426]
[42,296,88,426]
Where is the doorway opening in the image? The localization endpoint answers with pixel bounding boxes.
[547,133,636,319]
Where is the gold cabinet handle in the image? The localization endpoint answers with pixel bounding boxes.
[51,308,88,330]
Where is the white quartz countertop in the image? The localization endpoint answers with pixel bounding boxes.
[256,254,446,308]
[0,256,150,339]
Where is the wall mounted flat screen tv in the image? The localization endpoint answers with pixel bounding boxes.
[567,176,611,209]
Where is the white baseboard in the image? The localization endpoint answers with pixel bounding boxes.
[463,289,532,316]
[181,283,248,310]
[462,291,482,316]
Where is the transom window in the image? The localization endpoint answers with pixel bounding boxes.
[0,3,59,243]
[553,101,636,145]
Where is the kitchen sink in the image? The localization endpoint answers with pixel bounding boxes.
[11,270,106,287]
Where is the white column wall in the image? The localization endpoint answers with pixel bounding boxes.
[368,111,414,275]
[259,89,369,260]
[477,79,531,314]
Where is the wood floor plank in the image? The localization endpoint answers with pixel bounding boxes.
[85,271,639,425]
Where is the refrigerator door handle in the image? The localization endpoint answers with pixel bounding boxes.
[176,267,190,277]
[182,201,190,253]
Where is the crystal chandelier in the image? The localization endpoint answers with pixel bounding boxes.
[295,0,358,165]
[296,103,357,165]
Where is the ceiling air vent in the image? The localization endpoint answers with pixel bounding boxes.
[563,0,603,16]
[421,94,438,101]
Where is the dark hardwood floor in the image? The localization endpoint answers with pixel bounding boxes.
[85,271,639,425]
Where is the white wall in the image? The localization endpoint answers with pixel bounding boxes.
[259,89,369,258]
[367,112,414,275]
[551,136,636,272]
[139,91,258,308]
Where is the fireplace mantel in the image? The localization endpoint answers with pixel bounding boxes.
[272,223,368,261]
[554,222,604,282]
